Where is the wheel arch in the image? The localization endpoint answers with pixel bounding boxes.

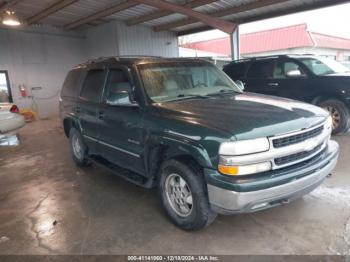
[311,94,349,106]
[63,117,80,137]
[145,134,213,186]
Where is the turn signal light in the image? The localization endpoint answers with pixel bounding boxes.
[218,165,239,175]
[218,161,272,176]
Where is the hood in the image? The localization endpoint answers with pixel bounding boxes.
[153,93,328,140]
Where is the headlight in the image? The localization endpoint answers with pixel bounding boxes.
[219,137,270,155]
[218,159,272,176]
[218,138,271,176]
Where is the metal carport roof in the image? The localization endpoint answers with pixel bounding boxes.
[0,0,348,35]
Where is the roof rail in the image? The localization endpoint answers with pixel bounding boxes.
[115,55,163,58]
[81,55,166,65]
[229,54,291,63]
[84,56,115,64]
[298,53,316,56]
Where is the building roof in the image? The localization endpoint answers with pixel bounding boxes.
[0,0,347,34]
[182,23,350,56]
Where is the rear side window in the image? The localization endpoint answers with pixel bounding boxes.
[61,69,84,97]
[80,69,106,103]
[247,60,275,79]
[224,63,247,79]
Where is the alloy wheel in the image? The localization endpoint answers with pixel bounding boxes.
[164,173,193,217]
[72,134,83,160]
[324,106,341,130]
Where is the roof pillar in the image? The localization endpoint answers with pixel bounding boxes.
[230,26,240,60]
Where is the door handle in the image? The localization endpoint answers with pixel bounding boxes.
[268,82,279,87]
[98,111,105,120]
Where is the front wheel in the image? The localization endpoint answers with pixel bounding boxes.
[158,159,217,231]
[69,127,91,167]
[319,99,350,135]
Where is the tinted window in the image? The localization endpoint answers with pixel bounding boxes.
[224,63,247,79]
[105,69,132,99]
[80,70,106,102]
[247,61,274,79]
[298,57,348,75]
[274,61,305,79]
[61,69,84,97]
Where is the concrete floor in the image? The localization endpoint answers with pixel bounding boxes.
[0,119,349,255]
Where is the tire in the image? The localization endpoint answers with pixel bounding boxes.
[69,127,91,167]
[319,99,350,135]
[158,159,217,231]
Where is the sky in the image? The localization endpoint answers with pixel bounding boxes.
[181,2,350,42]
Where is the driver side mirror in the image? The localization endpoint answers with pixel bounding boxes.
[286,69,305,78]
[235,80,245,91]
[106,91,138,107]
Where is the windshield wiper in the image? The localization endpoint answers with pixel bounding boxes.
[161,94,212,102]
[207,89,240,96]
[176,94,211,99]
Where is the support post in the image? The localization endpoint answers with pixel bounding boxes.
[230,26,240,61]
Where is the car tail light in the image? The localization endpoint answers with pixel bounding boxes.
[10,105,19,114]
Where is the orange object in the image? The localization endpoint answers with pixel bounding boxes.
[218,165,238,176]
[20,109,36,122]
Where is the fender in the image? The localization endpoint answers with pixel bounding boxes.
[62,115,82,137]
[144,131,214,178]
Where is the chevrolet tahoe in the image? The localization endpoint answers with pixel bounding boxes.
[59,57,339,231]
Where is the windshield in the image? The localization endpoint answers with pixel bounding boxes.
[138,62,242,103]
[298,57,349,75]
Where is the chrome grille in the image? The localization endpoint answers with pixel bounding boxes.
[274,144,324,166]
[272,126,324,148]
[269,122,330,169]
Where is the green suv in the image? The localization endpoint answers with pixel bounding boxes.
[59,57,339,230]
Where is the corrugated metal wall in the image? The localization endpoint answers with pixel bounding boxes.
[85,22,118,59]
[0,22,178,116]
[86,20,178,58]
[115,21,178,57]
[0,27,86,117]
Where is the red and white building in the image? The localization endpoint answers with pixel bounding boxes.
[181,24,350,61]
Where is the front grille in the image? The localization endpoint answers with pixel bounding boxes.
[274,144,324,166]
[272,126,324,148]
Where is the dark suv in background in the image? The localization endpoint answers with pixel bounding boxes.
[59,56,338,230]
[223,55,350,134]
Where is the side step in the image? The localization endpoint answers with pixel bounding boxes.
[89,155,154,188]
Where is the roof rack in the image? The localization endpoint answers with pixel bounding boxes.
[289,53,316,56]
[80,55,165,65]
[229,54,291,64]
[115,55,163,59]
[84,57,115,64]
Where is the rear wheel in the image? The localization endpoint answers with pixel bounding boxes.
[319,99,350,135]
[158,159,217,231]
[69,127,91,166]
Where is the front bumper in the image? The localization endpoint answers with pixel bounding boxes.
[206,140,339,215]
